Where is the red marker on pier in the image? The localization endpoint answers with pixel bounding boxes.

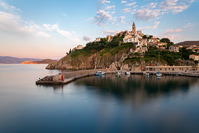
[61,67,64,81]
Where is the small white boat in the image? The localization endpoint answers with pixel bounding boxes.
[116,70,122,76]
[145,72,150,76]
[156,71,162,77]
[95,71,105,76]
[125,71,130,75]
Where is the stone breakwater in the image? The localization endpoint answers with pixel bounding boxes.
[36,70,199,85]
[36,69,114,85]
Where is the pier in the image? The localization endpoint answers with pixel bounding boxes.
[36,69,115,85]
[36,70,199,85]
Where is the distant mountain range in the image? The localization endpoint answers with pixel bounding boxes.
[0,56,43,64]
[175,41,199,46]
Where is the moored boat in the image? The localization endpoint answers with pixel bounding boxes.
[116,70,122,76]
[145,72,150,76]
[156,71,162,77]
[125,71,130,75]
[95,71,105,76]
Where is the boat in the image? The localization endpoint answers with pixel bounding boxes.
[145,72,150,76]
[156,51,162,77]
[156,71,162,77]
[95,71,105,76]
[125,71,130,75]
[116,70,122,76]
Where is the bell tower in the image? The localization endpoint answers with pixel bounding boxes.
[132,22,136,34]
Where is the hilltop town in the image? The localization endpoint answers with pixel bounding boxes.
[47,22,199,71]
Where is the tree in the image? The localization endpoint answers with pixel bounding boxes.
[160,38,174,49]
[69,49,72,54]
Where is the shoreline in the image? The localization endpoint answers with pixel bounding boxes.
[36,69,199,85]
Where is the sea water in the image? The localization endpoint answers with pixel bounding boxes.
[0,64,199,133]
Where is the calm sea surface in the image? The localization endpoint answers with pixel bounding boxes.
[0,64,199,133]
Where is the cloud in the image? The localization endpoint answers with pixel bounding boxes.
[0,0,20,13]
[104,5,115,10]
[134,8,161,21]
[103,29,121,35]
[119,16,125,23]
[0,11,50,38]
[159,0,189,13]
[121,1,127,4]
[126,2,136,7]
[161,28,183,40]
[137,21,160,30]
[134,0,195,21]
[94,9,116,26]
[83,36,91,42]
[43,24,80,42]
[184,23,194,28]
[101,0,110,5]
[163,29,183,34]
[122,8,131,13]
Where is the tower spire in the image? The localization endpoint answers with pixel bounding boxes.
[132,22,136,34]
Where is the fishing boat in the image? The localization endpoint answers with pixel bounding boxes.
[156,71,162,77]
[116,70,122,76]
[125,71,130,75]
[145,72,150,76]
[156,51,162,77]
[95,71,105,76]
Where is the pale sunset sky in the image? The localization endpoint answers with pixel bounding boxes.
[0,0,199,59]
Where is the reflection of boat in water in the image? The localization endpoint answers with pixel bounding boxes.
[156,71,162,77]
[116,70,122,76]
[95,71,105,76]
[125,71,130,75]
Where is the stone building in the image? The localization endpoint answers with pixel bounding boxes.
[76,45,84,50]
[189,54,199,61]
[169,45,180,52]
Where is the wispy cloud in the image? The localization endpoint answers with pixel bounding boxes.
[184,22,194,28]
[119,16,125,23]
[43,24,80,42]
[134,0,195,21]
[0,11,51,38]
[103,29,121,35]
[101,0,110,5]
[137,22,160,30]
[121,1,127,4]
[0,1,50,38]
[126,2,136,7]
[94,9,116,26]
[104,5,115,10]
[161,28,183,40]
[122,8,131,13]
[0,0,20,13]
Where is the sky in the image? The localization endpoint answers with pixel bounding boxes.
[0,0,199,59]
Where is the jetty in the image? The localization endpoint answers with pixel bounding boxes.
[36,69,114,85]
[36,69,199,85]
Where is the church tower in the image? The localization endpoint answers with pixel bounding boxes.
[132,22,136,34]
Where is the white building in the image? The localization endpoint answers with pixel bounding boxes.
[123,22,142,47]
[94,37,101,42]
[76,45,84,50]
[169,45,180,52]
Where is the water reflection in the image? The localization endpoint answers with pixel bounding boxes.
[74,75,199,107]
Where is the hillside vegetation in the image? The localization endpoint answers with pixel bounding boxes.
[46,34,197,70]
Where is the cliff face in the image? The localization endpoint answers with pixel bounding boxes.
[46,46,169,71]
